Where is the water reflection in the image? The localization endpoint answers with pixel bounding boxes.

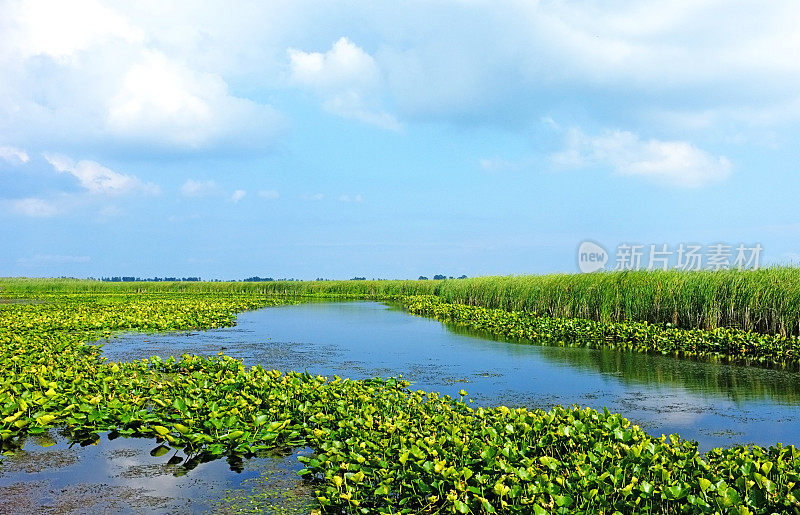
[102,301,800,450]
[447,324,800,405]
[0,430,315,514]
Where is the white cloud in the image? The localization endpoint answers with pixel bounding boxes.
[648,96,800,134]
[338,194,363,203]
[0,2,283,153]
[106,50,283,149]
[289,37,380,89]
[107,52,212,144]
[229,189,246,203]
[302,193,324,201]
[1,1,799,154]
[322,92,400,131]
[3,0,144,60]
[180,179,219,197]
[288,37,400,130]
[3,197,58,217]
[258,189,279,199]
[552,128,731,188]
[181,181,249,203]
[374,1,800,130]
[44,153,160,195]
[0,145,29,165]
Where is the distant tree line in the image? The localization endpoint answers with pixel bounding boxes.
[100,277,201,282]
[88,275,468,282]
[243,277,297,282]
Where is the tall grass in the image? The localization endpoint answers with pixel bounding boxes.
[3,267,800,335]
[0,278,438,296]
[436,268,800,336]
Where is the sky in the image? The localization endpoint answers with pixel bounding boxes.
[1,0,799,280]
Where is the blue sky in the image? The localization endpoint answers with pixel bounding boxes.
[1,0,799,279]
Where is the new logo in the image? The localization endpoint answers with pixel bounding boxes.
[577,241,608,273]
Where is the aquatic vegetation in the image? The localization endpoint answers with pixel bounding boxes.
[213,448,318,514]
[5,267,800,335]
[404,296,800,370]
[1,290,800,513]
[0,293,295,447]
[299,390,800,514]
[434,269,800,337]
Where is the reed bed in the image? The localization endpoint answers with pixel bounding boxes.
[435,269,800,336]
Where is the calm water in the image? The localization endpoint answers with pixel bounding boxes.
[3,300,800,512]
[103,301,800,450]
[0,430,313,514]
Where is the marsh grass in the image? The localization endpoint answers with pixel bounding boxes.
[3,267,800,335]
[435,269,800,336]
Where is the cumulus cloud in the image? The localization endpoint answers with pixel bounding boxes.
[302,193,324,201]
[0,145,29,165]
[44,153,160,195]
[2,0,143,60]
[106,50,283,149]
[0,1,283,154]
[1,1,798,155]
[373,1,800,130]
[3,197,58,217]
[288,37,400,130]
[551,129,731,188]
[289,37,380,89]
[229,189,246,203]
[180,179,220,197]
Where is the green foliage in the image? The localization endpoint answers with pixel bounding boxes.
[434,269,800,337]
[0,292,294,449]
[0,277,439,297]
[300,397,800,514]
[5,267,800,335]
[404,296,800,369]
[1,291,800,513]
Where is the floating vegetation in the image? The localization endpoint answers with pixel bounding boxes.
[403,296,800,370]
[1,288,800,512]
[213,448,317,514]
